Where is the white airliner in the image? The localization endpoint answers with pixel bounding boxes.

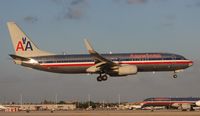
[7,22,193,82]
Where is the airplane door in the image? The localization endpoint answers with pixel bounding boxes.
[171,55,176,69]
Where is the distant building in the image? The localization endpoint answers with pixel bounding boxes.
[4,103,76,111]
[5,106,19,112]
[123,102,143,110]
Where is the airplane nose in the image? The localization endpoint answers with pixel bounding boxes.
[188,60,193,67]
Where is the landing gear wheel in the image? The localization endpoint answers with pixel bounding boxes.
[102,75,108,81]
[173,74,177,78]
[97,76,102,82]
[97,73,108,82]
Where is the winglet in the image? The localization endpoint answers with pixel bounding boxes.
[84,39,96,54]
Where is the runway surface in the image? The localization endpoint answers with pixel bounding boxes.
[0,110,200,116]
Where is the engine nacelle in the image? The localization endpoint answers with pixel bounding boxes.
[195,100,200,106]
[117,65,137,76]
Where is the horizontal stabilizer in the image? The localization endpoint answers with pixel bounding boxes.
[9,54,30,61]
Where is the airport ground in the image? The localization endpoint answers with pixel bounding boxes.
[0,110,200,116]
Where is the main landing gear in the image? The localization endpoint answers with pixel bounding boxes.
[97,73,108,82]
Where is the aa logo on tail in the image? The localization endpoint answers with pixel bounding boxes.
[16,37,33,51]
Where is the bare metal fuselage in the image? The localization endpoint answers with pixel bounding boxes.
[21,53,192,75]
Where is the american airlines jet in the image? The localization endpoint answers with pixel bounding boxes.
[7,22,193,82]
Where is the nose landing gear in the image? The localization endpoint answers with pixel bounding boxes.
[173,74,178,78]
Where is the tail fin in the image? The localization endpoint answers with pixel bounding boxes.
[7,22,53,57]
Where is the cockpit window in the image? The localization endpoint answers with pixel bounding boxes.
[175,55,186,60]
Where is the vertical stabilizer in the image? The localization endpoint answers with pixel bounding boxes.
[7,22,53,57]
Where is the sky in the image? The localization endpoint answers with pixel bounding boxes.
[0,0,200,103]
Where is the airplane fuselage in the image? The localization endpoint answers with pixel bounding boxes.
[22,53,192,75]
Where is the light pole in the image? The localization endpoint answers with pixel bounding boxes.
[118,94,121,107]
[88,94,91,108]
[20,94,23,109]
[55,94,58,110]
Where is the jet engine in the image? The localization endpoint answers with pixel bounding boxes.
[109,65,137,76]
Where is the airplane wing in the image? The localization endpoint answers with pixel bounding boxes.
[84,39,119,72]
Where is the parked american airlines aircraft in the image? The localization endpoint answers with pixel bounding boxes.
[142,97,200,111]
[7,22,193,82]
